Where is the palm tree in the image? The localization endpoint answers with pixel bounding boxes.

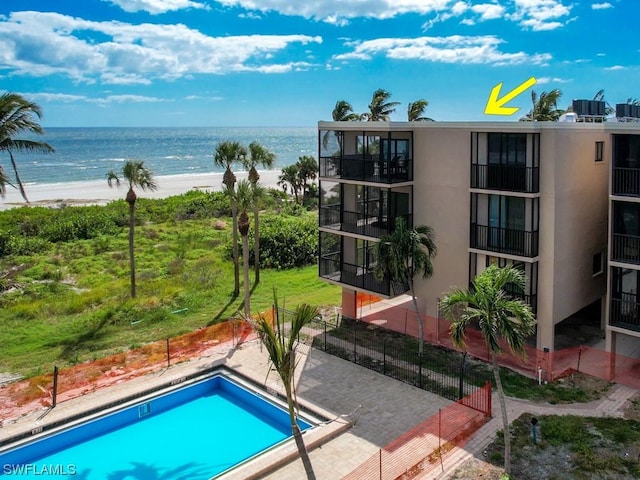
[0,165,9,199]
[366,89,400,121]
[439,265,536,476]
[214,141,247,296]
[332,100,361,121]
[0,92,55,203]
[520,89,565,121]
[296,155,318,201]
[592,89,614,116]
[107,160,158,298]
[253,292,319,480]
[374,217,437,355]
[235,179,255,318]
[243,141,275,285]
[278,164,303,203]
[407,99,434,121]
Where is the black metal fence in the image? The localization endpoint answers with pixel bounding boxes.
[296,315,491,409]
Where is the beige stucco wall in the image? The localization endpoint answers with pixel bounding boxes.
[410,126,471,319]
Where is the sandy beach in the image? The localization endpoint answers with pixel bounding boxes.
[0,169,284,211]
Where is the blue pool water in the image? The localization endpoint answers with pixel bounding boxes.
[0,375,312,479]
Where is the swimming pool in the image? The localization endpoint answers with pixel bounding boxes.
[0,373,313,479]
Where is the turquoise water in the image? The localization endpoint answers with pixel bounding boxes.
[1,375,311,479]
[12,126,316,185]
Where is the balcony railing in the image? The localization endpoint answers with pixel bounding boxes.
[612,233,640,264]
[319,155,412,183]
[319,206,412,239]
[471,164,539,193]
[613,168,640,197]
[471,224,539,257]
[610,297,640,332]
[319,255,409,297]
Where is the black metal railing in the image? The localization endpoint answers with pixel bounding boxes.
[318,257,408,296]
[471,224,539,257]
[297,316,491,409]
[471,164,539,193]
[613,168,640,197]
[610,297,640,331]
[319,156,341,178]
[612,233,640,264]
[319,204,341,229]
[320,154,413,183]
[319,207,413,239]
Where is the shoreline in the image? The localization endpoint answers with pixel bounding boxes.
[0,170,284,211]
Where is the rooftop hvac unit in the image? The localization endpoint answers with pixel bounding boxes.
[616,103,640,119]
[616,103,631,118]
[572,99,589,116]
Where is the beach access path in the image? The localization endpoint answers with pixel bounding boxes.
[0,169,284,211]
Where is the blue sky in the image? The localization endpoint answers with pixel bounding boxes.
[0,0,637,127]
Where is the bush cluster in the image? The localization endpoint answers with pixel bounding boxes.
[256,214,318,269]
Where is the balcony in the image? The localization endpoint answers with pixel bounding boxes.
[319,155,412,183]
[471,224,539,257]
[320,206,413,239]
[612,233,640,265]
[471,164,539,193]
[613,168,640,197]
[319,254,409,297]
[610,297,640,332]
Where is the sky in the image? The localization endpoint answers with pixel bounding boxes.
[0,0,638,127]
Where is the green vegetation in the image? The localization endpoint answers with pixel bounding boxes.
[0,190,340,377]
[487,413,640,479]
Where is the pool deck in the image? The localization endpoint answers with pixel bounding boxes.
[0,339,454,479]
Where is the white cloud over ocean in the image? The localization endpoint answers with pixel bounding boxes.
[0,11,321,84]
[334,35,552,66]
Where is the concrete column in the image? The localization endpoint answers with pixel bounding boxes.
[341,287,357,319]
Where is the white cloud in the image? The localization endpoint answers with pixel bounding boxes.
[592,2,613,10]
[104,0,210,14]
[216,0,454,23]
[508,0,572,31]
[537,76,571,84]
[334,35,552,66]
[0,11,322,85]
[214,0,568,31]
[471,3,506,20]
[23,92,166,104]
[93,94,168,104]
[605,65,625,70]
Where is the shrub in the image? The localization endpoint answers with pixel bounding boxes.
[255,214,318,269]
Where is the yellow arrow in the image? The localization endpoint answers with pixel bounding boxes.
[484,77,537,116]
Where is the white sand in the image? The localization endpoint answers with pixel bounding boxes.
[0,170,284,211]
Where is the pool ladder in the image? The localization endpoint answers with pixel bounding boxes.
[138,402,151,418]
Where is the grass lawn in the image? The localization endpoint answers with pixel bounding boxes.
[0,192,340,377]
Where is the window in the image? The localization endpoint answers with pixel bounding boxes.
[595,141,604,162]
[488,133,527,166]
[592,252,604,276]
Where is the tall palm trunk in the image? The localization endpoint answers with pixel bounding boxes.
[253,208,260,284]
[231,202,240,296]
[492,353,511,475]
[127,188,137,298]
[9,151,29,203]
[242,234,250,316]
[410,280,424,355]
[284,380,316,479]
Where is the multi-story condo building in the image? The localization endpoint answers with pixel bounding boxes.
[318,121,640,359]
[607,131,640,357]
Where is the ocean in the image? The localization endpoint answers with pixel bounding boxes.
[6,127,317,186]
